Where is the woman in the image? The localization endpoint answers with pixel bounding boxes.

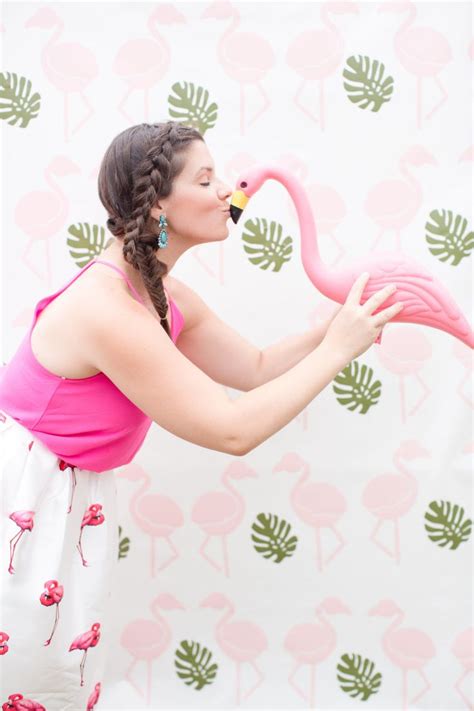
[0,121,403,709]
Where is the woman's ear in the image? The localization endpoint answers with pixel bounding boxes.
[150,203,165,221]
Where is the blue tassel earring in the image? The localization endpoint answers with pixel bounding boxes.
[157,214,168,249]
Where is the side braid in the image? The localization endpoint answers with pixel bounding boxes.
[98,120,204,339]
[122,123,177,337]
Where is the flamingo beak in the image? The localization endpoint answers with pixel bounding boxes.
[229,189,249,224]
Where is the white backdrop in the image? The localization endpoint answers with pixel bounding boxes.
[1,1,473,709]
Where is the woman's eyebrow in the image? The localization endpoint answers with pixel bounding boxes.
[194,166,214,177]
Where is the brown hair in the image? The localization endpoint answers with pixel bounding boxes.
[98,120,204,338]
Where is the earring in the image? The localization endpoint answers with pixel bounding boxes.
[156,214,168,249]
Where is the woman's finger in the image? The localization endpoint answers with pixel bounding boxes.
[373,302,404,328]
[362,282,398,314]
[348,272,371,306]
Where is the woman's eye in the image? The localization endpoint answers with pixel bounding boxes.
[200,182,211,186]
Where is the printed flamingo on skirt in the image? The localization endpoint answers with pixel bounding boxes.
[1,693,46,709]
[76,504,105,566]
[8,511,35,574]
[69,622,101,687]
[39,579,64,646]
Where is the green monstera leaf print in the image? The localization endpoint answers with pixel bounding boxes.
[67,223,110,266]
[175,640,218,690]
[242,217,293,271]
[337,653,382,700]
[251,512,298,563]
[118,525,130,560]
[168,81,218,135]
[0,71,41,128]
[343,55,394,112]
[424,500,472,549]
[333,361,382,413]
[425,209,474,265]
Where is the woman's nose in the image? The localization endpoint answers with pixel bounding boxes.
[217,179,232,199]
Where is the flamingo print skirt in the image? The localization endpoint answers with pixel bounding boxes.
[0,411,118,710]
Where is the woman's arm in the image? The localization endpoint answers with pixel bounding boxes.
[234,336,348,455]
[255,318,331,387]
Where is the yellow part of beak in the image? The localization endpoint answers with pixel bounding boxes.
[230,190,249,211]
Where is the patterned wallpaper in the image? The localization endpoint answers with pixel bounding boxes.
[1,1,473,709]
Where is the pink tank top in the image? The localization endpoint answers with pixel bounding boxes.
[0,259,184,473]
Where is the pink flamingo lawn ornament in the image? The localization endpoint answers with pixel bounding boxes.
[229,164,474,350]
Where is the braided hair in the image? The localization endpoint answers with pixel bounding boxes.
[98,120,204,338]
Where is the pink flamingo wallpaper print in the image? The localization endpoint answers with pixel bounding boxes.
[1,1,472,709]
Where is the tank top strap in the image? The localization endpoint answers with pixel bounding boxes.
[92,259,146,305]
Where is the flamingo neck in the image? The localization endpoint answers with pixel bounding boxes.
[262,165,330,291]
[132,476,150,508]
[45,22,63,50]
[394,452,416,485]
[394,4,416,42]
[321,5,339,35]
[217,10,240,66]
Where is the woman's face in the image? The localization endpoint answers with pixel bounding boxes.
[150,139,233,247]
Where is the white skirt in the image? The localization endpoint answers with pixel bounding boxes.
[0,410,118,711]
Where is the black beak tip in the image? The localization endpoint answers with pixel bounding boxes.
[230,205,242,224]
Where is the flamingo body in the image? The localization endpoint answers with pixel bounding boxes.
[191,490,241,531]
[387,627,436,668]
[286,29,343,78]
[218,620,267,662]
[394,28,452,76]
[42,43,98,91]
[222,32,274,82]
[362,474,417,518]
[293,483,346,524]
[284,623,336,663]
[364,179,419,229]
[113,39,168,88]
[121,618,170,660]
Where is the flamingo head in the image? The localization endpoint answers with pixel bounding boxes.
[398,439,431,461]
[368,599,401,617]
[200,1,235,20]
[24,7,58,28]
[328,2,360,15]
[229,163,276,224]
[151,593,185,611]
[200,592,230,609]
[319,596,351,615]
[377,1,412,13]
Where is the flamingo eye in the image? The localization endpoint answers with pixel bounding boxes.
[240,181,247,188]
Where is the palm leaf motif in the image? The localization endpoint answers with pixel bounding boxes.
[251,512,298,563]
[242,218,293,271]
[0,71,41,128]
[118,525,130,560]
[424,500,472,549]
[67,223,109,266]
[343,55,394,112]
[175,640,218,690]
[333,361,382,413]
[168,81,218,135]
[425,209,474,265]
[337,653,382,700]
